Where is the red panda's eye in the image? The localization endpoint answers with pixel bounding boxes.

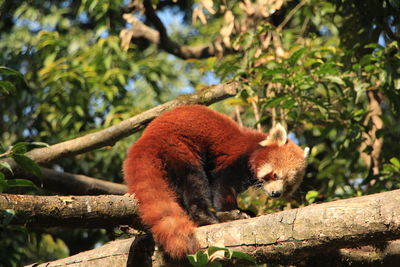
[264,173,277,181]
[262,174,271,181]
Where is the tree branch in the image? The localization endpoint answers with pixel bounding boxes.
[1,82,240,174]
[143,0,168,40]
[121,13,223,59]
[5,189,400,266]
[26,239,400,267]
[0,194,141,229]
[195,189,400,265]
[32,168,127,195]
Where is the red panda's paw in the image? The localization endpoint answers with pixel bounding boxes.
[162,232,201,259]
[216,209,251,222]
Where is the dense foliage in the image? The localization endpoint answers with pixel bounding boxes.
[0,0,399,265]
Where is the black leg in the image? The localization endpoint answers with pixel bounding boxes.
[181,168,219,226]
[162,144,220,226]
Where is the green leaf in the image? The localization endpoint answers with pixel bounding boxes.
[364,43,383,50]
[195,251,209,265]
[353,109,369,118]
[75,105,85,117]
[352,63,361,72]
[383,163,398,173]
[11,142,30,154]
[324,75,345,86]
[6,179,39,190]
[282,98,296,109]
[271,78,290,85]
[317,63,339,75]
[389,158,400,169]
[30,142,50,148]
[0,80,17,94]
[304,58,324,68]
[264,67,289,76]
[12,154,42,178]
[263,95,287,108]
[289,48,307,66]
[364,64,376,72]
[0,162,13,174]
[306,190,319,204]
[207,246,227,256]
[188,250,209,267]
[0,66,28,88]
[0,66,25,78]
[229,250,256,263]
[187,255,197,266]
[10,142,49,155]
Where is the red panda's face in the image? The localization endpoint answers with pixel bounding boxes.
[250,124,309,198]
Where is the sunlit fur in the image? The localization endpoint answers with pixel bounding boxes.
[257,163,273,179]
[123,105,308,259]
[259,123,287,147]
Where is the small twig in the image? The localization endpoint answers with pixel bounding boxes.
[250,98,263,132]
[276,0,308,32]
[235,106,243,127]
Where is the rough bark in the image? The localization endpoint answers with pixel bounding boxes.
[18,189,400,266]
[25,238,138,267]
[26,239,400,267]
[360,90,383,179]
[0,194,141,229]
[194,189,400,265]
[1,81,240,173]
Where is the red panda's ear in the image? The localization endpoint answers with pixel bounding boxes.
[304,147,310,159]
[260,123,287,147]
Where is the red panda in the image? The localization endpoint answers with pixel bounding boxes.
[123,104,308,259]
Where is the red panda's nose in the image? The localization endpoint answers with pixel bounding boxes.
[270,190,282,198]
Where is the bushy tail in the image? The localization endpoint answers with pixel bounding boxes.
[123,152,200,259]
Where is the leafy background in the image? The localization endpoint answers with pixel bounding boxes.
[0,0,399,265]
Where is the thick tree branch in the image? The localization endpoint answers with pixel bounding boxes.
[1,82,240,174]
[0,194,141,229]
[195,189,400,265]
[33,168,127,195]
[6,189,400,266]
[26,239,400,267]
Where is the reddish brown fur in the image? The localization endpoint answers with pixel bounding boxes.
[123,105,307,259]
[123,152,199,258]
